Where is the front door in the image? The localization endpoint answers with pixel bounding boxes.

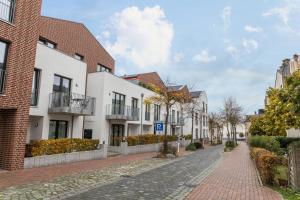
[111,124,124,146]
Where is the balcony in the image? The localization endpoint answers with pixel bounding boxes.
[0,69,5,94]
[49,92,96,116]
[0,0,15,23]
[106,104,140,121]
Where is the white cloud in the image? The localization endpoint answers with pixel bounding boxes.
[174,52,184,63]
[226,46,239,57]
[221,6,232,31]
[102,31,111,39]
[244,25,263,33]
[263,0,300,34]
[106,6,174,68]
[193,50,217,63]
[242,38,258,52]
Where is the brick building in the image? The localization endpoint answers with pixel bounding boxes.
[0,0,42,170]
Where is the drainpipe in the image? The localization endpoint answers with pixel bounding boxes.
[140,93,144,136]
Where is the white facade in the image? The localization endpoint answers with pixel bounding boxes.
[85,72,187,146]
[27,43,88,143]
[222,124,246,140]
[183,92,209,140]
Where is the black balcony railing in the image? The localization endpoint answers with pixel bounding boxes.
[0,0,15,23]
[49,92,96,116]
[31,89,39,106]
[106,104,140,121]
[0,69,5,94]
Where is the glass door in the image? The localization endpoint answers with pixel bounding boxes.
[110,125,124,146]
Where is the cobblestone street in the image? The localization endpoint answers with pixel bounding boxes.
[68,145,223,200]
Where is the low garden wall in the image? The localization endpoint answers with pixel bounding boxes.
[109,139,191,155]
[24,145,107,169]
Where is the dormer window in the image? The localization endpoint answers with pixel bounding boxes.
[74,53,84,61]
[39,37,57,49]
[96,64,111,73]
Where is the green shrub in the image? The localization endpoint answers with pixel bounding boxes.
[126,134,177,146]
[29,138,100,157]
[275,137,300,149]
[225,141,235,148]
[194,142,203,149]
[250,148,278,184]
[185,143,196,151]
[184,134,192,140]
[249,136,280,153]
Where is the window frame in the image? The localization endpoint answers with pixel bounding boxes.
[31,68,41,106]
[0,0,16,23]
[0,40,8,94]
[49,120,68,139]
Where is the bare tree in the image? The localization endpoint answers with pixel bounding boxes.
[145,80,190,153]
[220,97,243,144]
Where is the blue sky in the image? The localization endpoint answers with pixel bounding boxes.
[42,0,300,114]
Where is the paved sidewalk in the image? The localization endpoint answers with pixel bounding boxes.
[0,147,189,190]
[185,142,282,200]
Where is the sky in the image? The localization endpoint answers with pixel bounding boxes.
[41,0,300,114]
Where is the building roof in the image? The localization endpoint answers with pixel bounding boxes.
[40,16,115,73]
[190,91,204,98]
[123,72,166,90]
[167,85,185,92]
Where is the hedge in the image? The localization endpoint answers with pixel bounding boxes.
[28,138,100,157]
[250,148,278,184]
[275,137,300,149]
[126,134,178,146]
[249,136,280,153]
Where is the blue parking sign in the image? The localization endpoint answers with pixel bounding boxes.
[155,122,164,132]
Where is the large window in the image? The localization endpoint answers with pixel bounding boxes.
[195,113,199,126]
[145,104,150,121]
[112,92,125,115]
[154,104,161,121]
[49,120,68,139]
[0,41,8,94]
[177,111,180,124]
[96,64,111,73]
[0,0,15,23]
[53,75,71,93]
[31,68,40,106]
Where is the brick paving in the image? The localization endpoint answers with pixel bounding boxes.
[186,142,282,200]
[0,148,189,190]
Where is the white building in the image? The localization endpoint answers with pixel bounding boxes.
[27,43,95,143]
[222,124,246,141]
[183,91,209,140]
[84,72,185,146]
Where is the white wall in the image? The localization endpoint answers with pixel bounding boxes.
[222,124,246,140]
[27,43,87,142]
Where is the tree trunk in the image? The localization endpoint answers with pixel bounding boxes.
[164,105,169,153]
[226,123,230,141]
[191,110,194,143]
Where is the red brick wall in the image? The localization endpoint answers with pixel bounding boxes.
[0,0,42,170]
[40,17,115,73]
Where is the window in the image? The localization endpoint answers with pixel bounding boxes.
[112,92,125,115]
[195,113,199,125]
[203,102,205,113]
[131,97,139,117]
[31,68,40,106]
[74,53,84,61]
[0,0,15,23]
[154,104,161,121]
[172,110,175,123]
[96,64,111,73]
[177,111,180,124]
[84,129,93,139]
[196,129,199,139]
[0,41,8,94]
[49,120,68,139]
[53,75,71,93]
[206,104,208,114]
[39,37,57,49]
[145,103,150,121]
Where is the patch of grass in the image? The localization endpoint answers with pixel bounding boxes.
[275,165,288,180]
[271,186,300,200]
